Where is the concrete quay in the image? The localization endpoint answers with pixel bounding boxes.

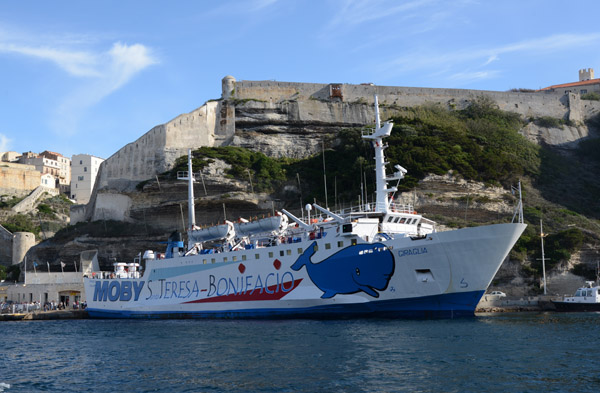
[0,309,88,321]
[476,295,557,313]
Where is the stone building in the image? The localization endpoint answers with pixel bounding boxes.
[0,162,41,197]
[18,151,71,193]
[4,250,98,304]
[40,151,71,192]
[70,154,104,204]
[539,68,600,95]
[1,151,21,162]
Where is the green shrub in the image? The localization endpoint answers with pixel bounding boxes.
[37,203,54,215]
[1,214,40,234]
[581,92,600,101]
[535,116,562,128]
[171,147,288,193]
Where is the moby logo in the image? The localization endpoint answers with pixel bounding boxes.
[93,281,145,302]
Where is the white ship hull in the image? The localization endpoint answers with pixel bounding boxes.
[85,223,525,318]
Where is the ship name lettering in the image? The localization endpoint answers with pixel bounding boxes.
[398,247,428,258]
[207,272,295,298]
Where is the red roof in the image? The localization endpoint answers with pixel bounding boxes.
[539,78,600,91]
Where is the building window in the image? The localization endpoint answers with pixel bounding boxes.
[80,160,82,164]
[78,176,84,181]
[84,167,87,172]
[268,252,273,258]
[255,254,260,259]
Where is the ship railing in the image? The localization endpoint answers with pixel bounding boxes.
[334,202,415,215]
[87,271,142,279]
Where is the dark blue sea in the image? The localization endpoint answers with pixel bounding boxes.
[1,312,599,392]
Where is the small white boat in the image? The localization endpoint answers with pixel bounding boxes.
[551,281,600,312]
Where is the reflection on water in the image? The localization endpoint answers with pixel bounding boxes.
[1,313,599,392]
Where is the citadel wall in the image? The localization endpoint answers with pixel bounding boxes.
[233,79,600,121]
[98,101,221,190]
[94,76,600,194]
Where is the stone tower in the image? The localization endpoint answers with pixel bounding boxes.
[579,68,595,81]
[12,232,35,265]
[222,75,236,99]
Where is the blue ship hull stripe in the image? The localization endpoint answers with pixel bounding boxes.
[86,290,485,319]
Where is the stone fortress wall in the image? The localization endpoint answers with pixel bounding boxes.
[83,76,600,224]
[233,79,598,123]
[97,100,225,190]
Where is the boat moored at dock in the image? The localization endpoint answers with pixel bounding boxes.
[551,281,600,312]
[84,96,526,319]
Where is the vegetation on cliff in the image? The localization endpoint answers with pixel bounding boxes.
[0,194,72,238]
[288,97,540,206]
[167,146,288,193]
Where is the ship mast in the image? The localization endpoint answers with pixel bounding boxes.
[177,149,196,232]
[187,149,196,231]
[362,95,406,214]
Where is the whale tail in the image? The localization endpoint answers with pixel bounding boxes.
[291,241,317,271]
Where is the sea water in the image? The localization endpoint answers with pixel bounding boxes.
[1,313,599,392]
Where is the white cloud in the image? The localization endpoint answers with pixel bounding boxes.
[51,42,158,135]
[376,33,600,82]
[0,133,11,151]
[324,0,436,32]
[0,33,158,136]
[0,43,100,77]
[449,70,500,83]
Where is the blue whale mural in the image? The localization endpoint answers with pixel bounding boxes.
[291,241,395,298]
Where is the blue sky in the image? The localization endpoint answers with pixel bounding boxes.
[1,0,599,160]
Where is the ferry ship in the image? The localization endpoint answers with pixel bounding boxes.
[84,97,526,318]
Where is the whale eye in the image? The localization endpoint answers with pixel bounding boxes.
[355,268,360,276]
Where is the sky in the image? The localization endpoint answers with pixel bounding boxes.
[1,0,599,160]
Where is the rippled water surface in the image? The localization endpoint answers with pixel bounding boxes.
[1,313,599,392]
